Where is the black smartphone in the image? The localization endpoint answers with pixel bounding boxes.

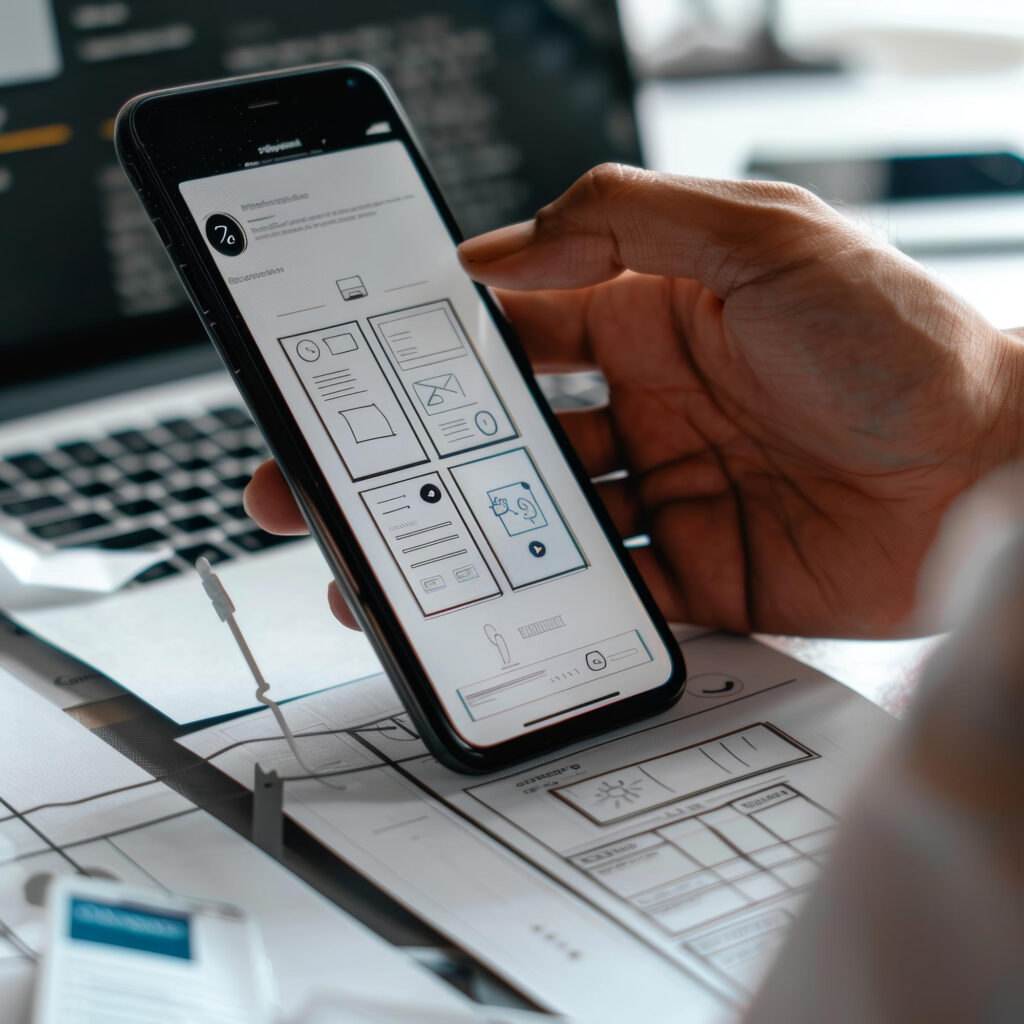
[115,63,685,772]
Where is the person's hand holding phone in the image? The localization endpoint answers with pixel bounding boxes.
[245,164,1022,638]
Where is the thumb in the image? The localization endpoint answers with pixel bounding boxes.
[458,163,847,297]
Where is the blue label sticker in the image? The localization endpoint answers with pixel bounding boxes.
[69,898,192,960]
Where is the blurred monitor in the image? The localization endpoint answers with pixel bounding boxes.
[0,0,641,387]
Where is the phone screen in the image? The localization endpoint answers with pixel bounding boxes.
[178,132,673,747]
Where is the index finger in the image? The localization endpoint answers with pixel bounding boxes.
[459,164,848,297]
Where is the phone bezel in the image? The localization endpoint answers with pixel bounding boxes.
[115,62,685,772]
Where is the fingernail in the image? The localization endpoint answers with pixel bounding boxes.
[241,483,253,517]
[458,220,534,263]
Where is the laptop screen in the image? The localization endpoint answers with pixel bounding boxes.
[0,1,640,387]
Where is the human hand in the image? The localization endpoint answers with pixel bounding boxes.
[245,165,1022,637]
[457,166,1022,636]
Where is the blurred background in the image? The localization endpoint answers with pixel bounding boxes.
[4,0,1024,386]
[621,0,1024,332]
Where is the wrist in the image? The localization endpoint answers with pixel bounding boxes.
[978,326,1024,474]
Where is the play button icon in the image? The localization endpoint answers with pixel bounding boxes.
[528,540,546,558]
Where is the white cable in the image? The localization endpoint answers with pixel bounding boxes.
[195,557,321,778]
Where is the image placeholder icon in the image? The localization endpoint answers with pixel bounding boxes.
[324,330,359,355]
[413,372,465,414]
[369,299,516,457]
[375,305,466,369]
[450,447,586,589]
[487,481,547,536]
[339,404,396,443]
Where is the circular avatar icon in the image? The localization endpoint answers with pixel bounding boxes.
[420,483,442,504]
[205,213,247,257]
[474,410,498,436]
[296,338,320,362]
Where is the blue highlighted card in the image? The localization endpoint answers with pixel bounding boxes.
[70,898,192,960]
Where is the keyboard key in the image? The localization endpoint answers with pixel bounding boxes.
[193,439,224,459]
[0,478,15,496]
[142,427,174,448]
[31,513,108,541]
[98,527,167,550]
[229,529,294,553]
[3,494,64,517]
[223,504,249,521]
[111,430,157,454]
[116,499,161,517]
[77,481,114,497]
[172,514,216,533]
[194,415,224,435]
[57,441,108,467]
[220,475,252,491]
[127,468,162,485]
[6,453,60,480]
[225,445,262,460]
[133,561,181,584]
[169,486,210,503]
[161,418,203,441]
[177,457,211,472]
[176,542,229,566]
[211,406,251,428]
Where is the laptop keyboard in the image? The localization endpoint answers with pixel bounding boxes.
[0,373,605,590]
[0,404,300,586]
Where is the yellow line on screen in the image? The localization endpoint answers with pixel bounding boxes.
[0,124,73,155]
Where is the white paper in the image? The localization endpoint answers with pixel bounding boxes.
[293,996,586,1024]
[179,632,896,1021]
[0,665,476,1022]
[0,530,171,610]
[0,959,34,1024]
[0,613,122,709]
[0,665,190,862]
[13,542,383,723]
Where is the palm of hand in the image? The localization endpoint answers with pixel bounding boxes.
[547,257,1005,637]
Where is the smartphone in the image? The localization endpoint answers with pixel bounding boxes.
[34,875,273,1024]
[115,63,685,771]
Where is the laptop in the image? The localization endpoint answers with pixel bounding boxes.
[0,0,640,724]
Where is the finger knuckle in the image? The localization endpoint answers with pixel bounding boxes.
[536,163,648,230]
[582,162,640,198]
[739,180,843,245]
[769,180,820,208]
